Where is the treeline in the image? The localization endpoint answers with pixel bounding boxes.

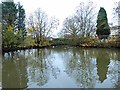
[54,1,120,47]
[60,2,112,39]
[1,1,120,52]
[2,1,59,52]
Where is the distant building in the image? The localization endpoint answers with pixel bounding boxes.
[110,25,120,38]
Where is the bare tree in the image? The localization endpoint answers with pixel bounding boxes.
[27,8,59,44]
[62,1,96,38]
[113,1,120,24]
[62,16,78,38]
[27,14,36,37]
[113,1,120,36]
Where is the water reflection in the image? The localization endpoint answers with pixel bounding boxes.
[62,48,119,88]
[2,48,120,88]
[63,48,96,88]
[0,53,2,89]
[96,49,110,83]
[23,49,60,87]
[2,52,28,88]
[27,49,49,86]
[107,60,120,89]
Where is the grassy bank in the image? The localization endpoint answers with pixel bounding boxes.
[51,37,120,48]
[2,36,51,52]
[2,37,120,52]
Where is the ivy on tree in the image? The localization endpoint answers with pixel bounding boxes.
[96,7,110,39]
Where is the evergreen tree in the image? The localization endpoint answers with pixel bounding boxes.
[2,1,26,49]
[2,1,17,48]
[16,2,26,37]
[96,7,110,39]
[2,1,17,31]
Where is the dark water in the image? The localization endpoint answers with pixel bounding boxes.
[2,47,120,88]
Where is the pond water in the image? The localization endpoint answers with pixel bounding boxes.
[2,47,120,88]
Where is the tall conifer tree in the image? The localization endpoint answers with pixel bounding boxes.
[96,7,110,39]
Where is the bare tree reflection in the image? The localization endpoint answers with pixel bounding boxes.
[26,49,60,86]
[63,48,119,88]
[63,48,96,88]
[107,58,120,89]
[2,48,119,88]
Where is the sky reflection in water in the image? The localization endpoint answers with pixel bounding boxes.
[2,47,120,88]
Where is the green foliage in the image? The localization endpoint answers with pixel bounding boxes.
[51,37,119,48]
[2,1,26,49]
[116,37,120,43]
[2,2,17,30]
[2,25,17,48]
[16,2,26,37]
[96,7,110,39]
[52,38,73,46]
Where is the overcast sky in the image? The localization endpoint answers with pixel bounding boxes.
[13,0,119,21]
[1,0,120,37]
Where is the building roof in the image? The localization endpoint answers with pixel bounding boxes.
[110,25,120,36]
[110,25,120,30]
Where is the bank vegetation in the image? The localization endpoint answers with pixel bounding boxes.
[1,1,120,52]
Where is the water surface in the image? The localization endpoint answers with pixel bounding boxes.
[2,47,120,88]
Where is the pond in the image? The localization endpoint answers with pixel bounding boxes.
[2,47,120,88]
